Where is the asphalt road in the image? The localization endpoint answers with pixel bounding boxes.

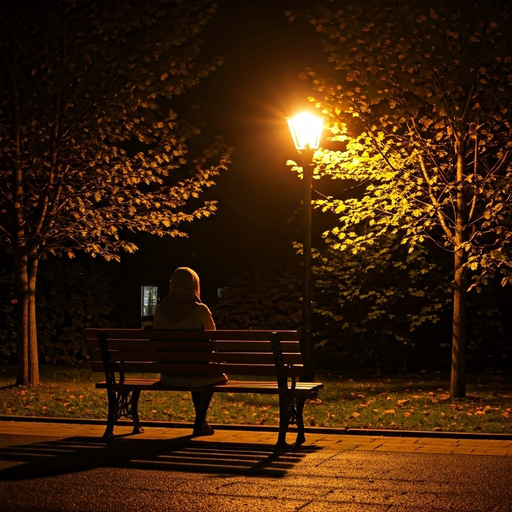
[0,431,511,512]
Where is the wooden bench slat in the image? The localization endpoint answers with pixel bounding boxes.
[86,340,302,353]
[97,386,321,397]
[84,328,300,341]
[95,379,322,395]
[91,361,306,376]
[88,350,304,365]
[95,378,322,387]
[86,340,214,350]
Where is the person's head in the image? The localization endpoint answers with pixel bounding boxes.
[169,267,201,298]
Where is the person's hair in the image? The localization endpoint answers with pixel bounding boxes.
[169,267,201,298]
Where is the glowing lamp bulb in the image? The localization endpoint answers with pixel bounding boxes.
[287,112,323,150]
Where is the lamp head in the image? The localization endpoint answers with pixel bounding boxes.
[287,112,323,151]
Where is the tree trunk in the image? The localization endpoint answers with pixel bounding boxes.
[14,252,29,385]
[450,141,467,398]
[14,252,40,387]
[28,257,39,386]
[450,245,467,398]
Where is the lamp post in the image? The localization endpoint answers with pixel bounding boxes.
[287,112,323,380]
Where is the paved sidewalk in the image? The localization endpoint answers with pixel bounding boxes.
[1,419,511,457]
[2,419,512,511]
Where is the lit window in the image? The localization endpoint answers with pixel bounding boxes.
[141,285,159,317]
[217,287,228,298]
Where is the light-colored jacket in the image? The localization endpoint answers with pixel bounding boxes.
[153,288,225,386]
[153,288,215,330]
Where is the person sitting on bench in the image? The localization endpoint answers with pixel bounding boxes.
[153,266,227,436]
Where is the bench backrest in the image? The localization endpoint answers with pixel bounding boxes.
[84,328,305,378]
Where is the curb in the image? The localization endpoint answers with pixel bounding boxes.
[1,415,511,441]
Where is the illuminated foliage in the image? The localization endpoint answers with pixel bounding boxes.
[0,0,232,385]
[292,0,512,396]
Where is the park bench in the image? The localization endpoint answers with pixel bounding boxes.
[84,328,323,452]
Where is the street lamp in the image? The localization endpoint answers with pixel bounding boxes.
[287,112,323,380]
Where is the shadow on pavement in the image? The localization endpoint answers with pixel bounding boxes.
[0,435,319,481]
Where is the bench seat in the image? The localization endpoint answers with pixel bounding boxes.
[95,378,323,394]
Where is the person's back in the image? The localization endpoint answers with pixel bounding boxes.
[153,287,215,331]
[153,267,226,436]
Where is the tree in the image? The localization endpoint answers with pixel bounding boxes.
[292,0,512,396]
[0,0,232,386]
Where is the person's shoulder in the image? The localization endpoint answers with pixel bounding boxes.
[195,302,212,315]
[192,302,215,329]
[193,302,212,325]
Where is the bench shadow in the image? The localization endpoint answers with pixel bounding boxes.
[0,435,319,481]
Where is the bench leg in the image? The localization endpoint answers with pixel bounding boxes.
[104,390,119,439]
[274,391,291,453]
[295,397,307,446]
[103,389,144,438]
[130,390,144,434]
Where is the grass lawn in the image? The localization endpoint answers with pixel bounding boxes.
[0,363,511,434]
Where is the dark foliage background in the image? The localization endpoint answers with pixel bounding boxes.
[0,256,113,364]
